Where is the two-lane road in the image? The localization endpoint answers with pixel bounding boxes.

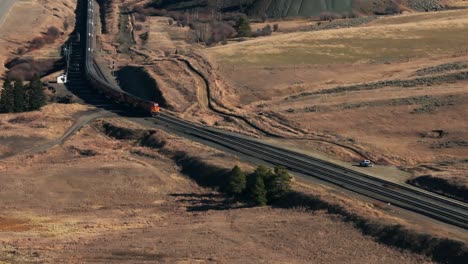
[0,0,16,27]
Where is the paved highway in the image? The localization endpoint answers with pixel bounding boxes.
[81,0,468,229]
[0,0,16,27]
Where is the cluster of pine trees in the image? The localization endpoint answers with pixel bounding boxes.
[0,75,46,113]
[226,165,292,206]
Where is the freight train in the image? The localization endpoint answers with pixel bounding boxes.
[84,0,160,115]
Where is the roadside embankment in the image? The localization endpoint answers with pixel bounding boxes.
[98,119,468,264]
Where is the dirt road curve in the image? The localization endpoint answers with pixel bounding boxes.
[1,109,114,160]
[0,0,16,27]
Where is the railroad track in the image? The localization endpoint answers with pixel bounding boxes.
[156,112,468,229]
[81,0,468,229]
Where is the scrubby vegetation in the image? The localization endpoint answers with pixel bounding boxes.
[5,57,60,81]
[408,175,468,203]
[98,121,468,263]
[277,192,468,264]
[226,165,292,206]
[133,5,251,45]
[0,75,46,113]
[28,26,62,51]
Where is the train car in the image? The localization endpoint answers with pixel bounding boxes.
[86,69,160,115]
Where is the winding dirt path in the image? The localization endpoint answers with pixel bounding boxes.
[1,109,113,160]
[177,56,370,159]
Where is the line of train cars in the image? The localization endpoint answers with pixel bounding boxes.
[86,67,161,115]
[84,0,159,116]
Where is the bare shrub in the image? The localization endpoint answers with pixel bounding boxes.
[209,21,236,45]
[134,24,143,31]
[253,24,272,37]
[46,26,60,40]
[134,12,147,22]
[27,26,61,51]
[63,20,69,30]
[5,58,56,81]
[16,47,26,55]
[384,4,402,15]
[139,32,149,42]
[29,37,46,51]
[319,12,341,21]
[273,24,279,32]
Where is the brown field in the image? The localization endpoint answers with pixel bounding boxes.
[0,114,435,263]
[0,1,467,263]
[204,8,468,186]
[0,0,76,81]
[0,103,92,158]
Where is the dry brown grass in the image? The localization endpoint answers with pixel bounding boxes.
[0,118,435,263]
[200,9,468,187]
[0,0,76,81]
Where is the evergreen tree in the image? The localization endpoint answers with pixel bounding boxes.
[250,173,267,206]
[0,79,15,113]
[236,15,251,37]
[227,165,246,197]
[266,167,292,202]
[13,80,25,112]
[28,75,46,111]
[246,166,271,206]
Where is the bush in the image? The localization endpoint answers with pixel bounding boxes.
[134,13,147,22]
[273,24,279,32]
[0,75,46,113]
[248,172,267,206]
[5,58,57,81]
[16,47,26,55]
[27,26,61,51]
[384,5,402,15]
[264,167,292,202]
[139,32,149,42]
[235,15,251,37]
[253,24,273,37]
[0,79,14,113]
[134,24,143,31]
[227,166,246,196]
[29,37,46,50]
[319,12,341,21]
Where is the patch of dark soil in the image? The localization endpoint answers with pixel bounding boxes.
[116,66,167,107]
[408,175,468,203]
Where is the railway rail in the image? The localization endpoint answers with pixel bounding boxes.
[156,112,468,229]
[82,0,468,229]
